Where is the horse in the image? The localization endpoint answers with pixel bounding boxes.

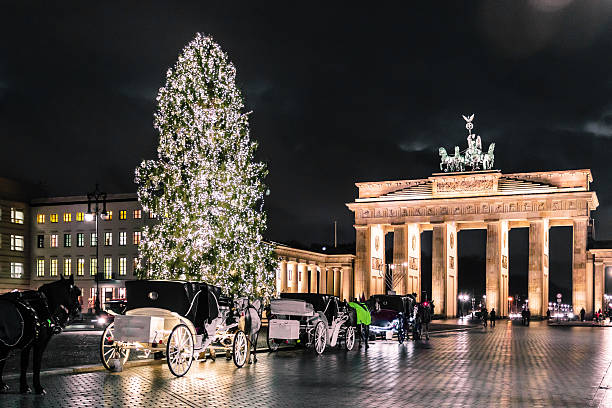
[0,275,81,394]
[439,147,453,172]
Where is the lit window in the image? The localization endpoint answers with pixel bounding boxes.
[104,211,113,221]
[10,208,24,224]
[10,262,24,278]
[77,233,84,247]
[50,258,58,276]
[90,257,98,276]
[76,212,84,222]
[119,210,127,220]
[63,213,72,222]
[118,288,126,299]
[133,210,142,219]
[104,232,112,246]
[104,257,112,279]
[37,259,45,277]
[133,257,139,273]
[37,235,44,248]
[64,234,71,247]
[90,233,97,247]
[119,257,127,275]
[63,258,71,276]
[119,231,127,246]
[50,214,58,223]
[77,257,85,276]
[133,231,141,245]
[148,211,156,219]
[10,235,24,251]
[51,234,58,248]
[37,214,45,224]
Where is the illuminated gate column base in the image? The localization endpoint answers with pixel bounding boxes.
[486,221,509,316]
[528,219,549,317]
[432,222,457,318]
[573,218,592,316]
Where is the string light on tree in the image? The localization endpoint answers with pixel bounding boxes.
[135,33,276,299]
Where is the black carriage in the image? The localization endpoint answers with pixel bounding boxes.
[369,294,416,343]
[100,280,262,376]
[267,293,356,354]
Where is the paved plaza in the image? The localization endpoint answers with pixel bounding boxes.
[1,321,611,407]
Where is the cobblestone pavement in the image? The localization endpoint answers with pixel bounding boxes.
[1,320,611,407]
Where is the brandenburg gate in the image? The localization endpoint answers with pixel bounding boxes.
[346,116,600,317]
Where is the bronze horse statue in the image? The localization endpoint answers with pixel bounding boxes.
[0,275,81,394]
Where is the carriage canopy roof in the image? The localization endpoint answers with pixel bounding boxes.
[280,293,336,314]
[125,280,222,321]
[371,294,415,314]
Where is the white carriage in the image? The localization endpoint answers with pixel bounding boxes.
[267,293,356,354]
[100,280,261,377]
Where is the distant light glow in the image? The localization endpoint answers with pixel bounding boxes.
[84,213,94,222]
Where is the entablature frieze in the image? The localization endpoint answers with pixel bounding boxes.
[350,193,595,224]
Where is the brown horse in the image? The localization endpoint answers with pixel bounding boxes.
[0,275,81,394]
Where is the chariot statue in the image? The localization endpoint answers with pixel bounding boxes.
[438,114,495,172]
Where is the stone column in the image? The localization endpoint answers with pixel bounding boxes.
[370,225,385,296]
[342,265,353,301]
[486,221,509,316]
[407,223,421,301]
[280,260,288,293]
[594,260,605,314]
[355,225,371,299]
[318,266,326,294]
[573,218,591,316]
[309,264,318,293]
[297,263,307,293]
[325,268,333,295]
[287,261,297,293]
[432,222,457,317]
[393,224,408,294]
[446,223,457,318]
[528,219,549,317]
[333,267,341,297]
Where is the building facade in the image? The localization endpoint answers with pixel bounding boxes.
[274,245,355,301]
[0,178,31,293]
[347,169,600,317]
[30,194,155,312]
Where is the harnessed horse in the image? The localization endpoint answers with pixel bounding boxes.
[0,275,81,394]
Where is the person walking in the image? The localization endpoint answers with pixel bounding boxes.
[421,303,432,340]
[526,308,531,326]
[482,307,488,327]
[349,300,371,350]
[580,307,586,322]
[490,308,496,327]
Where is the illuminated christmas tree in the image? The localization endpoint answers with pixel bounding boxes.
[135,33,275,298]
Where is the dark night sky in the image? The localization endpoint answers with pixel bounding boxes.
[2,1,612,296]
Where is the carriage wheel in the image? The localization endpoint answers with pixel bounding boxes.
[267,316,280,352]
[313,321,326,355]
[100,322,130,371]
[166,324,194,377]
[232,330,249,368]
[344,326,356,351]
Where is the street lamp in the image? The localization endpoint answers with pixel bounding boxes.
[508,296,513,316]
[86,184,107,315]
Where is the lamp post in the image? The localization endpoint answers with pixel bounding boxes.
[86,184,107,315]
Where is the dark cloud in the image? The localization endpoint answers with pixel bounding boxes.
[2,1,612,294]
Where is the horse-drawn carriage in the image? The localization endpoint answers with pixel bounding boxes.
[266,293,356,354]
[369,294,416,343]
[100,280,262,377]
